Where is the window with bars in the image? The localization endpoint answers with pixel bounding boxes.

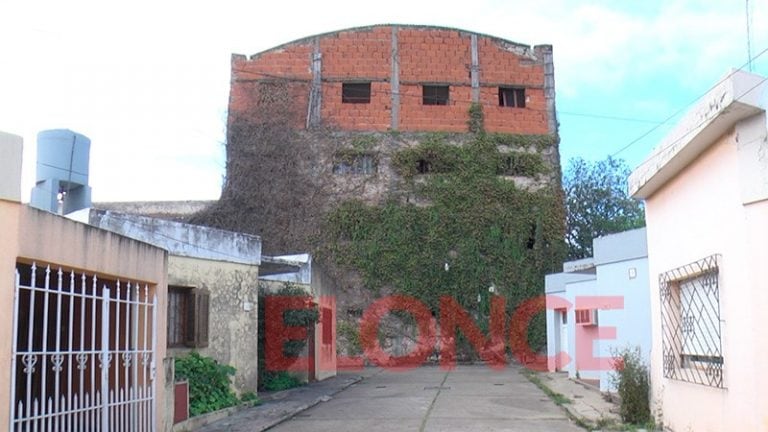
[168,287,210,349]
[660,255,723,388]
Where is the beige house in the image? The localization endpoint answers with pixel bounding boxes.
[0,132,170,431]
[80,209,262,395]
[629,70,768,431]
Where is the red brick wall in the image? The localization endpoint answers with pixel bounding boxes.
[320,27,392,130]
[228,25,552,134]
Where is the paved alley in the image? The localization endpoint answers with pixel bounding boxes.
[267,364,582,432]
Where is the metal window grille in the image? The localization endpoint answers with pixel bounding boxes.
[10,262,158,431]
[659,254,723,388]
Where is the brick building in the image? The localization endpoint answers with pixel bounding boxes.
[199,25,565,358]
[229,24,556,135]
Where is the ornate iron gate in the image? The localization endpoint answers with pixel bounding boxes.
[10,263,157,431]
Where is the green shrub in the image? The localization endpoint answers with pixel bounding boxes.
[261,371,304,391]
[174,352,239,417]
[611,346,651,425]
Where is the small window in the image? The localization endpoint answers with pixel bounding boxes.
[422,85,449,105]
[342,83,371,104]
[417,159,431,174]
[333,154,377,175]
[498,87,526,108]
[168,286,210,348]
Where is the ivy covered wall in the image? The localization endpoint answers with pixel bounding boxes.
[316,132,565,352]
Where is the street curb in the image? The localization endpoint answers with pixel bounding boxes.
[255,375,364,432]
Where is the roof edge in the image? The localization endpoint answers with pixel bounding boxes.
[629,69,767,199]
[236,24,548,61]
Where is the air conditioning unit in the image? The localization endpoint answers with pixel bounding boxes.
[575,309,598,326]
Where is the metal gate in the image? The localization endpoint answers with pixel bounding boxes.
[10,262,157,431]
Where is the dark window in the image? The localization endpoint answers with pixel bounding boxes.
[422,85,449,105]
[333,154,377,175]
[417,159,431,174]
[498,87,526,108]
[342,83,371,104]
[168,287,210,348]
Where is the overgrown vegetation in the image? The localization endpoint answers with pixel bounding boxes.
[337,320,363,356]
[467,102,484,133]
[318,133,565,353]
[563,157,645,259]
[195,81,566,358]
[174,352,239,417]
[611,346,652,425]
[257,283,319,391]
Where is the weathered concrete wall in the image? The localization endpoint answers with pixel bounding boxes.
[230,25,554,134]
[262,130,559,209]
[93,200,216,222]
[88,210,261,266]
[168,256,260,393]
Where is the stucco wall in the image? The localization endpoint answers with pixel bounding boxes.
[644,129,767,431]
[0,202,169,430]
[311,264,337,381]
[0,200,22,429]
[593,256,650,392]
[167,256,260,393]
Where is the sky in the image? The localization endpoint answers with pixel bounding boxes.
[1,0,767,202]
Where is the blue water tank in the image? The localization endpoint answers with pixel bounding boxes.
[30,129,92,214]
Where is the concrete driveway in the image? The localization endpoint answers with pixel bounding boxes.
[268,364,583,432]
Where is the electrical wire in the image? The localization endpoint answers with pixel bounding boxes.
[611,46,768,157]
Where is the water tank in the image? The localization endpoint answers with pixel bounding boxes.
[30,129,92,214]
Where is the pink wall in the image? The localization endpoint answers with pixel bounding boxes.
[645,128,768,431]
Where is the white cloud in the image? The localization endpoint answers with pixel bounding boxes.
[1,0,766,201]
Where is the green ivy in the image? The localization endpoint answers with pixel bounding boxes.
[319,134,565,353]
[488,133,557,151]
[174,352,239,417]
[467,102,485,133]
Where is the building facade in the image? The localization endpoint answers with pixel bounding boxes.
[198,24,566,361]
[229,24,556,135]
[630,70,768,431]
[545,228,650,392]
[261,254,338,383]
